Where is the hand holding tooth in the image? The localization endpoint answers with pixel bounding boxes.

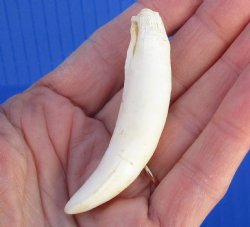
[65,8,172,214]
[1,0,250,225]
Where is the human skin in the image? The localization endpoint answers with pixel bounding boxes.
[0,0,250,226]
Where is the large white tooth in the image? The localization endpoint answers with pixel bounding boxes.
[65,8,172,214]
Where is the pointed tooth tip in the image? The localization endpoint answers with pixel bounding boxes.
[64,196,93,214]
[64,204,83,215]
[64,199,82,215]
[64,201,75,214]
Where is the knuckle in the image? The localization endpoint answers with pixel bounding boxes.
[172,103,206,138]
[178,157,228,203]
[211,116,248,142]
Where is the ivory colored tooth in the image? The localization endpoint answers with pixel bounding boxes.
[65,8,172,214]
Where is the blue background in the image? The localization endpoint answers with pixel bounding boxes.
[0,1,250,226]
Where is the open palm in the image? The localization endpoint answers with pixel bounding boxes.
[1,1,250,226]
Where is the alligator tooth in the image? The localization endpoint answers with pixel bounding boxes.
[65,8,172,214]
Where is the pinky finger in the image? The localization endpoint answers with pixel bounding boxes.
[150,64,250,226]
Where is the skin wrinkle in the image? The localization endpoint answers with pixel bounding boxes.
[40,186,66,227]
[65,107,74,199]
[148,205,161,227]
[220,55,242,75]
[67,111,88,184]
[177,156,226,204]
[0,103,22,148]
[211,114,249,142]
[140,197,156,227]
[171,74,188,101]
[20,110,49,227]
[146,190,161,227]
[40,104,76,227]
[170,102,207,138]
[42,104,66,175]
[82,135,96,180]
[0,170,20,224]
[0,205,19,226]
[16,154,27,227]
[34,86,76,168]
[65,112,80,227]
[95,118,112,138]
[195,10,230,46]
[35,83,89,117]
[23,183,44,226]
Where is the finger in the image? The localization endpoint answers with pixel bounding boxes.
[148,22,250,179]
[39,1,201,115]
[171,0,250,100]
[150,65,250,226]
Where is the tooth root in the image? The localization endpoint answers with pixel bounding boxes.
[65,8,172,214]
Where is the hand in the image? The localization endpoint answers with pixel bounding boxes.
[1,0,250,226]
